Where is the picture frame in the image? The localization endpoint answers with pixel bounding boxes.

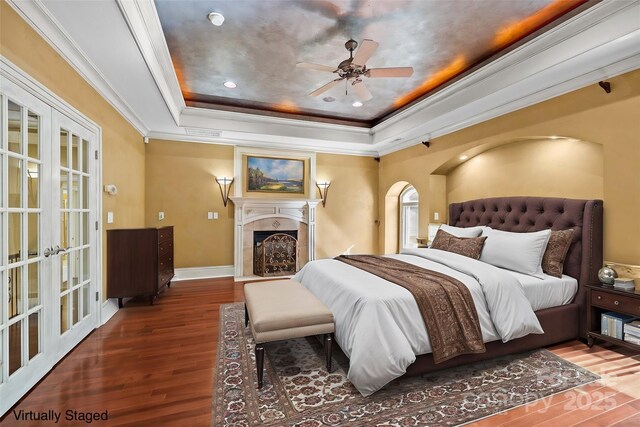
[246,155,305,194]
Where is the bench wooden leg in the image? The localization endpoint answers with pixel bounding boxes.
[324,333,333,372]
[255,344,265,389]
[245,303,249,327]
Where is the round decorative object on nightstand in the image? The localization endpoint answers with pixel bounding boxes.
[598,264,618,285]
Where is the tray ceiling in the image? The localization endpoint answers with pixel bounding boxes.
[155,0,588,126]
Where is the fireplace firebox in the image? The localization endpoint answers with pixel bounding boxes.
[253,230,298,277]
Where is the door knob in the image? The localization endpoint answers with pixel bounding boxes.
[53,245,68,255]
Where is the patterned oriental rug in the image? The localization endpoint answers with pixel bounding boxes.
[213,303,599,427]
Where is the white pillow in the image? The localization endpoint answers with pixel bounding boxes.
[439,224,484,238]
[479,227,551,278]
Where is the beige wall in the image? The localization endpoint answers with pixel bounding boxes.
[446,138,604,204]
[379,69,640,264]
[1,2,146,296]
[145,140,235,267]
[144,142,379,267]
[315,153,378,257]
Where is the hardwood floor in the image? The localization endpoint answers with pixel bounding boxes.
[2,278,639,426]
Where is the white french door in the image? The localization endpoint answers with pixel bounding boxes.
[51,111,98,361]
[0,76,100,415]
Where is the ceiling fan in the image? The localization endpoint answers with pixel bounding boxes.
[296,39,414,102]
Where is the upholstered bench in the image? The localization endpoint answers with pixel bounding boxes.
[244,279,335,389]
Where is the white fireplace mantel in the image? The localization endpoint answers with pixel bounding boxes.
[230,197,321,281]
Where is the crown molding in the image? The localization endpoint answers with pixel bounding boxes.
[147,130,379,157]
[116,0,184,125]
[5,0,149,136]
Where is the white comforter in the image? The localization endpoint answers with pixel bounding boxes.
[293,249,543,396]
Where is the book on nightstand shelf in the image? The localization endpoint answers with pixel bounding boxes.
[601,312,637,339]
[623,320,640,338]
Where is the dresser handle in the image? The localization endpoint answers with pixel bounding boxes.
[597,296,602,300]
[614,300,619,306]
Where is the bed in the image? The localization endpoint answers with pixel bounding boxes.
[294,196,603,395]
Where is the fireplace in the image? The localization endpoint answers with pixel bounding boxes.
[253,230,298,277]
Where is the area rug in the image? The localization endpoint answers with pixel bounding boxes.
[213,303,599,426]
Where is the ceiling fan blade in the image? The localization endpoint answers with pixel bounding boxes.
[352,39,379,67]
[296,62,337,73]
[308,78,342,97]
[352,80,372,101]
[367,67,414,78]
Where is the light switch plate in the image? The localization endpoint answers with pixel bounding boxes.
[158,211,165,221]
[207,212,213,220]
[107,211,114,224]
[213,212,219,220]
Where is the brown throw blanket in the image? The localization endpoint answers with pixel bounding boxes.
[335,255,486,363]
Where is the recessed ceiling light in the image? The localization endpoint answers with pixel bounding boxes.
[208,12,225,26]
[223,81,237,89]
[323,96,336,102]
[459,155,469,160]
[352,101,363,107]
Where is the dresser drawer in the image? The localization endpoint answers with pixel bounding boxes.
[591,290,640,316]
[158,227,173,244]
[159,252,173,273]
[159,240,173,257]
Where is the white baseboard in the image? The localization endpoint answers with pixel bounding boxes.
[173,265,235,281]
[101,298,119,325]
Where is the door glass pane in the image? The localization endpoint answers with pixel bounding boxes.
[82,247,90,282]
[60,130,68,168]
[82,212,89,246]
[60,253,69,292]
[8,322,21,375]
[70,212,80,249]
[28,312,40,360]
[72,250,80,286]
[60,293,69,334]
[82,139,89,173]
[60,171,69,209]
[8,157,22,208]
[9,321,23,375]
[27,162,39,208]
[28,213,38,258]
[82,284,90,318]
[28,262,39,309]
[71,135,79,170]
[8,100,22,154]
[9,212,22,261]
[27,111,39,160]
[82,176,88,209]
[72,289,79,325]
[70,173,79,209]
[60,212,69,249]
[8,266,23,318]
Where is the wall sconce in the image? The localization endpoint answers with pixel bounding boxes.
[316,181,331,207]
[216,177,234,207]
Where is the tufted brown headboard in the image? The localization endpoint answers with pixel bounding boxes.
[449,197,603,336]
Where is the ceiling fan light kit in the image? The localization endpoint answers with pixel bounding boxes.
[297,38,414,102]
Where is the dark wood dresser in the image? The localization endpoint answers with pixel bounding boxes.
[107,226,174,307]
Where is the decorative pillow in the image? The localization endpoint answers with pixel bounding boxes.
[479,227,552,278]
[542,229,574,278]
[439,224,484,238]
[430,230,487,260]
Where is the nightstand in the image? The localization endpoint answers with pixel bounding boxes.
[586,283,640,350]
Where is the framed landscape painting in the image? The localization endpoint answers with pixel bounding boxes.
[246,156,305,193]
